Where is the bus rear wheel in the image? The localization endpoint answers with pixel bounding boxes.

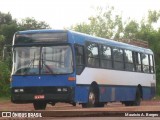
[124,88,141,106]
[33,101,47,110]
[133,88,141,106]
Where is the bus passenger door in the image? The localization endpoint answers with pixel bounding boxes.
[74,44,88,103]
[74,44,85,75]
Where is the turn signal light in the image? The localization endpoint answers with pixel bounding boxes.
[68,77,76,81]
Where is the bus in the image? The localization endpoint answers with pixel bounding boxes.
[11,29,156,110]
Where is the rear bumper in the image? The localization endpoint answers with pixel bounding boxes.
[11,86,74,103]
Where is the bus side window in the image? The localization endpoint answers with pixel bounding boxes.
[124,50,134,71]
[86,42,99,68]
[75,45,85,75]
[133,52,142,72]
[100,45,112,69]
[142,54,150,73]
[149,55,154,73]
[113,47,124,70]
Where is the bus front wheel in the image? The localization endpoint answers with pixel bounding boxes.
[33,101,47,110]
[82,87,97,108]
[82,87,105,108]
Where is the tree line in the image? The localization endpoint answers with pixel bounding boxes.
[0,7,160,97]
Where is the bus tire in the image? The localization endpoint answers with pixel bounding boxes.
[82,86,105,108]
[33,101,47,110]
[124,88,141,106]
[133,88,141,106]
[82,87,97,108]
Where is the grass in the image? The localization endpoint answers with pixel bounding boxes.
[0,96,10,102]
[154,95,160,100]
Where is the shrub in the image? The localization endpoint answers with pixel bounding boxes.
[0,60,11,97]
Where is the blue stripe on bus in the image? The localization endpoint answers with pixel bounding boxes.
[11,75,76,87]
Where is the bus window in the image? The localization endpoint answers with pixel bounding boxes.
[75,45,85,75]
[13,47,40,75]
[142,54,149,73]
[149,55,154,73]
[124,50,134,71]
[134,52,142,72]
[113,48,124,70]
[100,45,112,69]
[41,45,73,74]
[86,42,99,67]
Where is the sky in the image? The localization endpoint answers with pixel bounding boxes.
[0,0,160,29]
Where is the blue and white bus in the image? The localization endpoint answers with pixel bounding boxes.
[11,29,156,110]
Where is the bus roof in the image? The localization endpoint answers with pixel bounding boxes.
[15,29,153,54]
[16,29,67,34]
[68,30,153,54]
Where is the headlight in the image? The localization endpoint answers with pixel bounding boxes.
[57,88,62,92]
[57,88,68,92]
[62,88,67,92]
[14,89,19,93]
[14,89,24,93]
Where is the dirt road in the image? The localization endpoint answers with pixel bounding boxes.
[0,100,160,111]
[0,100,160,118]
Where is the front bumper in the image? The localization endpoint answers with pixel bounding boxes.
[11,86,74,103]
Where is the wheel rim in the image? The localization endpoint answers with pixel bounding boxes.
[89,91,95,106]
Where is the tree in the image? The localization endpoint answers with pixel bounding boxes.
[18,17,50,30]
[0,12,17,54]
[123,20,139,39]
[0,12,14,25]
[71,7,123,39]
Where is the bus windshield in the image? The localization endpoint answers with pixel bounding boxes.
[13,45,73,75]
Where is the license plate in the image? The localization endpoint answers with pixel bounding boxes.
[34,95,45,99]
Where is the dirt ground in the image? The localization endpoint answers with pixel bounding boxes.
[0,100,160,118]
[0,99,160,111]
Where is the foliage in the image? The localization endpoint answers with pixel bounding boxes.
[0,60,10,97]
[71,7,123,39]
[18,17,50,30]
[123,20,139,39]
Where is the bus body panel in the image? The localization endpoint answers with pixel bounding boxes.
[75,85,89,103]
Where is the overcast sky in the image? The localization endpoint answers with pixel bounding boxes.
[0,0,160,29]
